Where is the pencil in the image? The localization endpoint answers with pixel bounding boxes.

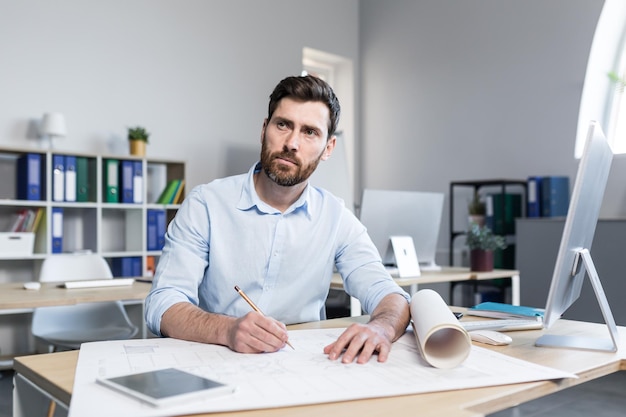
[234,285,295,350]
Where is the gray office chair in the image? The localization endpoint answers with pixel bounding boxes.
[31,253,138,352]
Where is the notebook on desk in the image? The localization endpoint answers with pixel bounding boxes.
[461,317,544,332]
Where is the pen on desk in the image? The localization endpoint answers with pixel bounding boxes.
[234,285,295,350]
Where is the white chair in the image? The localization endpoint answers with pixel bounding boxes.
[31,254,138,352]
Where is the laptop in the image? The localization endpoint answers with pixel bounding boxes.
[359,189,444,271]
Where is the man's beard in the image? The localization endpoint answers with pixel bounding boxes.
[260,136,324,187]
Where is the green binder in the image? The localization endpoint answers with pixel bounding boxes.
[103,159,119,203]
[76,157,91,202]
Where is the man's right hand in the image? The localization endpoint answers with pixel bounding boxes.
[227,311,290,353]
[160,303,289,353]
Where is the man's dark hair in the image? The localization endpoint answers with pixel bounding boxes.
[267,75,341,139]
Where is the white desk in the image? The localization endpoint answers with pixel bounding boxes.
[331,267,520,316]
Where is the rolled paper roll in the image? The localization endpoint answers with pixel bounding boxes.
[410,289,471,369]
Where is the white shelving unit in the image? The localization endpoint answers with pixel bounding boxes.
[0,145,185,283]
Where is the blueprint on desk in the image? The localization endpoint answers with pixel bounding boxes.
[68,328,575,417]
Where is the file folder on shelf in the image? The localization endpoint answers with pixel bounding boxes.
[112,257,142,277]
[76,157,91,202]
[52,154,65,202]
[51,207,63,254]
[104,159,119,203]
[64,155,77,202]
[526,176,542,218]
[541,176,570,217]
[120,160,134,204]
[147,209,166,251]
[133,161,143,204]
[16,153,42,201]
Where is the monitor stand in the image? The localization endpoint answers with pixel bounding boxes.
[535,249,619,352]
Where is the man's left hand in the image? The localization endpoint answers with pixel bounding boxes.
[323,322,393,364]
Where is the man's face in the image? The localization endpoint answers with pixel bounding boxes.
[260,97,335,187]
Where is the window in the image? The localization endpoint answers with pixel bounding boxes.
[576,0,626,156]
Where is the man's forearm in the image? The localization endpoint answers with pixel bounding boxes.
[160,302,235,347]
[368,293,411,342]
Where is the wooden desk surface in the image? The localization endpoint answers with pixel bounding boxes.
[330,267,520,289]
[13,316,626,417]
[0,281,152,310]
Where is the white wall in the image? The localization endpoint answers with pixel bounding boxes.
[0,0,359,192]
[358,0,625,263]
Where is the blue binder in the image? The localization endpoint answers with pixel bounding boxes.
[132,161,143,204]
[147,209,166,251]
[51,207,63,253]
[64,155,77,202]
[112,257,140,277]
[16,153,42,201]
[526,176,542,218]
[541,176,570,217]
[119,160,134,203]
[131,256,142,277]
[156,210,166,250]
[52,154,65,202]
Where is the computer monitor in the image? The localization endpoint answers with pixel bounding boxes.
[359,189,444,271]
[535,120,618,352]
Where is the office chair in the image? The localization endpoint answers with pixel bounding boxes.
[31,253,138,352]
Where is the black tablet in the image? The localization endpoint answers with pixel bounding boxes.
[96,368,235,407]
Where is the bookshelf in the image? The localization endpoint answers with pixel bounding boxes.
[0,145,185,282]
[448,179,527,305]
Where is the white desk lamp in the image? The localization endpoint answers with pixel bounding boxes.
[41,112,67,149]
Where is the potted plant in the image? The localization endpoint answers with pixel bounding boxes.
[466,223,506,272]
[467,191,486,226]
[127,126,150,156]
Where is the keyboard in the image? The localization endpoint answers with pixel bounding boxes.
[461,317,543,332]
[60,278,135,289]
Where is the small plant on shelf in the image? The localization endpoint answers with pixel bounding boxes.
[468,191,486,216]
[127,126,150,156]
[466,223,506,251]
[466,223,506,272]
[468,191,487,226]
[127,126,150,143]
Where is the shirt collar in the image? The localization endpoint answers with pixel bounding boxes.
[237,162,312,218]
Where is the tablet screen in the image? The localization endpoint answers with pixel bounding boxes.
[97,368,235,407]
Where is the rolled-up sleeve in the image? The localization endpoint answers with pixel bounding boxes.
[145,187,210,336]
[334,209,410,314]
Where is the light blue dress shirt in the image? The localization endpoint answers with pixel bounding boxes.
[145,163,409,336]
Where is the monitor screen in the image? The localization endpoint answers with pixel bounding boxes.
[536,120,618,351]
[359,189,444,270]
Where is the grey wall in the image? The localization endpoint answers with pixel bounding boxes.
[1,1,624,273]
[0,0,359,192]
[359,0,626,264]
[517,218,626,325]
[2,0,622,263]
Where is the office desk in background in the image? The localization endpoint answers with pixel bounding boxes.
[13,315,626,417]
[331,267,521,316]
[0,280,152,340]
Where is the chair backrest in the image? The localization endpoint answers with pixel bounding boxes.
[39,253,113,283]
[33,253,137,351]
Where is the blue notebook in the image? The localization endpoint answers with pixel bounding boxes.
[467,302,544,319]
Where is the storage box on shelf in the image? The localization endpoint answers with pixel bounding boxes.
[0,145,185,282]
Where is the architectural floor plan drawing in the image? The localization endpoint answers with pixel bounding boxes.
[69,328,575,417]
